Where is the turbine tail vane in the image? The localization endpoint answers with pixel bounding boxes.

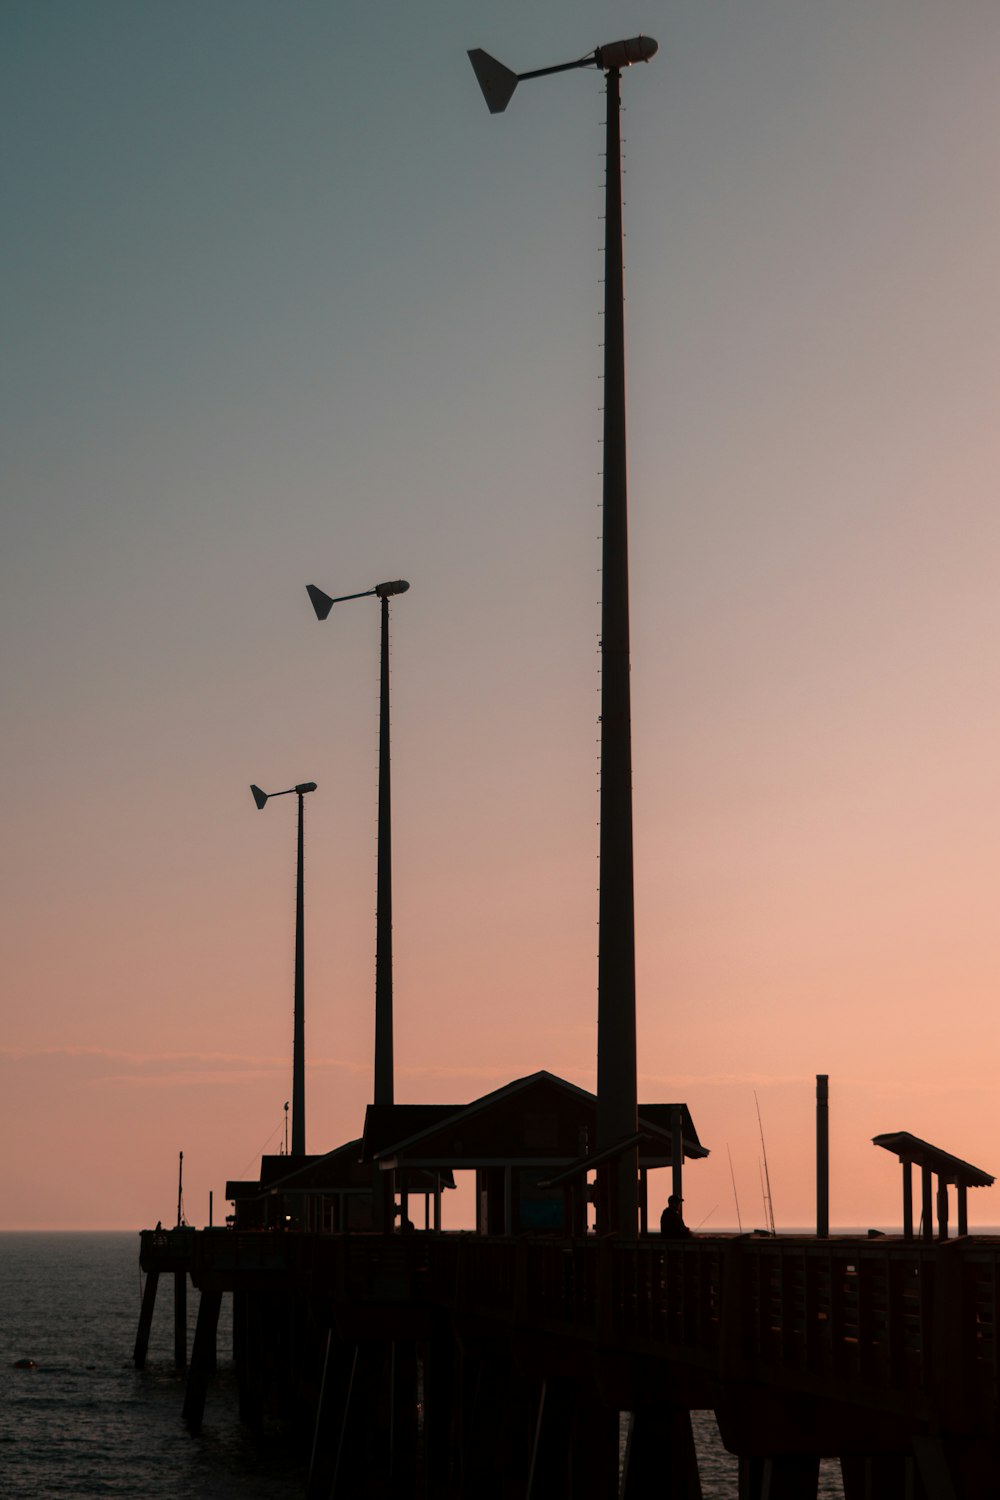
[306,584,335,621]
[468,49,519,113]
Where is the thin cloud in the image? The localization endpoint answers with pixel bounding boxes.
[637,1070,810,1089]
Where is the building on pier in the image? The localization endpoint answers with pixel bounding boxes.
[225,1070,706,1237]
[363,1069,708,1236]
[226,1137,455,1232]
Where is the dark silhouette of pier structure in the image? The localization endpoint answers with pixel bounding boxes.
[132,34,1000,1500]
[137,1133,1000,1499]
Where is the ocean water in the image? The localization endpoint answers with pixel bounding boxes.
[0,1233,844,1497]
[0,1233,304,1498]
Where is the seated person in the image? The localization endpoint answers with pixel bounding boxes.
[660,1193,691,1238]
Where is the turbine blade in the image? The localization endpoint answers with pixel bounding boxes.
[306,583,335,621]
[468,49,519,114]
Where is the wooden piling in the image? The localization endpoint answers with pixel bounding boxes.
[740,1455,819,1499]
[526,1377,574,1499]
[623,1405,702,1499]
[330,1343,389,1499]
[182,1288,222,1431]
[173,1269,187,1369]
[133,1269,158,1369]
[306,1328,355,1500]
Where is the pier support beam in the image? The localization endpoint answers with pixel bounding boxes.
[173,1269,187,1369]
[307,1328,356,1500]
[525,1377,619,1500]
[389,1340,419,1491]
[423,1325,457,1494]
[182,1288,222,1432]
[623,1405,702,1498]
[235,1289,264,1429]
[133,1269,159,1369]
[570,1387,620,1499]
[527,1377,574,1498]
[330,1343,390,1499]
[738,1455,819,1499]
[840,1453,914,1499]
[456,1338,537,1497]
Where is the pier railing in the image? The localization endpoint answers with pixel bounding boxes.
[139,1229,1000,1426]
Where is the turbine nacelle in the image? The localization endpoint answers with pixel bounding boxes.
[594,36,657,70]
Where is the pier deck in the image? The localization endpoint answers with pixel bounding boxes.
[137,1227,1000,1497]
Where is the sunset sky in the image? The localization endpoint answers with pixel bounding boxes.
[4,1,1000,1232]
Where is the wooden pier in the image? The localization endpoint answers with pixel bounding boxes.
[136,1225,1000,1499]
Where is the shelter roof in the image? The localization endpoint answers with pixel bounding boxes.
[637,1104,708,1158]
[363,1070,708,1168]
[259,1140,368,1191]
[225,1179,262,1200]
[363,1106,460,1161]
[231,1138,455,1201]
[873,1132,994,1188]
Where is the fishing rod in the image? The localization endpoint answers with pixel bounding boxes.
[727,1144,743,1234]
[755,1092,776,1235]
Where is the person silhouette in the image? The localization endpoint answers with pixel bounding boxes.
[660,1194,691,1239]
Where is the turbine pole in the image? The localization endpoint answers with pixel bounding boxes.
[595,66,639,1235]
[375,592,394,1107]
[292,788,306,1154]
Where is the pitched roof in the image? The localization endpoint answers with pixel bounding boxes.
[364,1070,709,1167]
[363,1105,460,1161]
[230,1137,456,1201]
[259,1140,367,1191]
[637,1104,708,1157]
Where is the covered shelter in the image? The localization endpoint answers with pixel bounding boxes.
[873,1132,994,1239]
[226,1138,454,1232]
[363,1070,708,1236]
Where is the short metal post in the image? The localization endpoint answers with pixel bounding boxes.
[816,1074,829,1238]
